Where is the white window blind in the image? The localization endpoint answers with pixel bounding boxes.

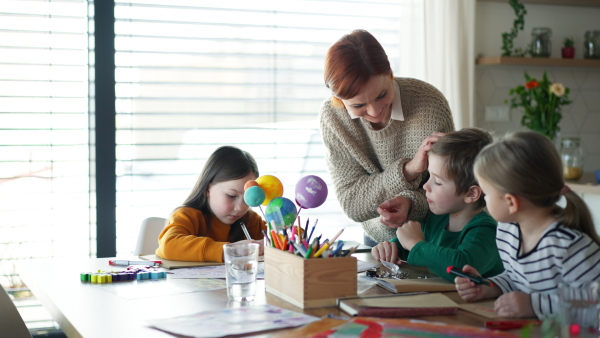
[0,0,90,329]
[113,0,407,253]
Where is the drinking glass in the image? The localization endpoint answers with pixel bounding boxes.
[223,242,259,301]
[559,281,600,337]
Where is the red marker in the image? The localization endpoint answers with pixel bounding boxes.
[446,266,494,287]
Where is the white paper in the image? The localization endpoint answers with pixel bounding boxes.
[169,262,265,279]
[148,304,319,337]
[357,259,378,273]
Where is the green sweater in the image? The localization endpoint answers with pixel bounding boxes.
[391,211,504,283]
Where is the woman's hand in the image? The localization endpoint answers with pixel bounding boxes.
[455,265,501,302]
[403,132,446,182]
[494,292,535,318]
[396,220,424,251]
[377,196,411,229]
[371,241,399,264]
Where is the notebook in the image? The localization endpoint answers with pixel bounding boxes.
[139,254,223,269]
[337,292,458,317]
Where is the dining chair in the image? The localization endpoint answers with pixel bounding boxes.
[133,217,167,256]
[0,284,32,338]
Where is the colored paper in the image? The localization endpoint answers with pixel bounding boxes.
[147,304,319,337]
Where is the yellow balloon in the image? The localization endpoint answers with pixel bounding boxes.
[255,175,284,206]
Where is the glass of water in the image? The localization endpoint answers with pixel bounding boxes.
[223,242,259,301]
[559,281,600,337]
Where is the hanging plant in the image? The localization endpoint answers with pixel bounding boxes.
[501,0,529,57]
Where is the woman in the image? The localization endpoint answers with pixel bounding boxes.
[320,29,454,244]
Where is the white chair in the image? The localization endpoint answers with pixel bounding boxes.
[0,284,32,338]
[133,217,167,256]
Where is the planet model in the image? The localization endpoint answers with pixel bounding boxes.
[244,186,266,207]
[255,175,283,206]
[265,197,297,226]
[295,175,328,209]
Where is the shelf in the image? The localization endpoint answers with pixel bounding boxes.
[476,56,600,67]
[477,0,600,7]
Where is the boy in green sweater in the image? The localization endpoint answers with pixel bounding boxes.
[371,128,504,282]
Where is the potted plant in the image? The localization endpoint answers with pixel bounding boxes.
[562,37,575,59]
[506,72,571,141]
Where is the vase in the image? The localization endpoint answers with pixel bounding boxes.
[562,47,575,59]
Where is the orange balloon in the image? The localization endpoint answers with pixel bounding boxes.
[255,175,284,206]
[244,180,259,191]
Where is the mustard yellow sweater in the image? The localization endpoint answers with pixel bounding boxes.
[156,207,266,262]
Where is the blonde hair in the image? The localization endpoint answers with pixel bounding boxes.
[474,131,598,244]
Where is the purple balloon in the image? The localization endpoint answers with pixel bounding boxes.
[295,175,328,209]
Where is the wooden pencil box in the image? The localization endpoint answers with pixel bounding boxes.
[264,245,357,309]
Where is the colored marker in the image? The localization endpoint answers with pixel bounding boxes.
[108,260,161,267]
[446,266,494,287]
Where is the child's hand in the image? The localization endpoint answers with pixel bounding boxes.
[238,239,264,256]
[396,221,424,251]
[455,265,501,302]
[494,292,534,318]
[371,242,400,264]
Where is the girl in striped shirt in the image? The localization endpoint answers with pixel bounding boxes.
[455,131,600,319]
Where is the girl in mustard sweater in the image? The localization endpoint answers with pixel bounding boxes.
[156,146,267,262]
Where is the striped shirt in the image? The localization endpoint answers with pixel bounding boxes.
[490,222,600,318]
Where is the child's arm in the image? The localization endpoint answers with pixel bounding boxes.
[405,218,501,282]
[455,265,502,302]
[494,292,535,318]
[395,220,425,250]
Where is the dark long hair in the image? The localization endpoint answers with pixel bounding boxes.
[179,146,259,240]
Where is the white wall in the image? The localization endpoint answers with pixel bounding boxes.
[474,2,600,174]
[476,2,600,59]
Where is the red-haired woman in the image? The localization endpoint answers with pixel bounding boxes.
[320,29,454,245]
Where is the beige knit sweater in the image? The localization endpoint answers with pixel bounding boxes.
[319,77,455,242]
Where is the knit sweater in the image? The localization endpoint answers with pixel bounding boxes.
[319,77,455,242]
[155,207,266,262]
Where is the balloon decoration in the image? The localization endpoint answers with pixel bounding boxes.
[255,175,284,205]
[265,197,297,227]
[295,175,328,210]
[244,180,259,191]
[243,186,266,207]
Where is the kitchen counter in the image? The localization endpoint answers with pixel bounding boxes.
[567,173,600,195]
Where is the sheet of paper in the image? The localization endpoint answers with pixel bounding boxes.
[351,292,458,308]
[459,299,501,319]
[92,278,226,299]
[357,259,378,273]
[148,304,319,338]
[169,262,265,279]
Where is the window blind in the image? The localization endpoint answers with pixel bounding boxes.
[0,0,90,329]
[113,0,407,253]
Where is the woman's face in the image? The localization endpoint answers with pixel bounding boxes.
[341,74,394,125]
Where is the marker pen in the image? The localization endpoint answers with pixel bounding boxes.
[446,266,494,287]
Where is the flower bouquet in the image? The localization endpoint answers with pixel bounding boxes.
[507,72,571,141]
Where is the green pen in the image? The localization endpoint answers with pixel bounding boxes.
[305,245,313,259]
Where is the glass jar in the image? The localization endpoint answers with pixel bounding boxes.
[531,27,552,58]
[560,137,584,180]
[584,30,600,59]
